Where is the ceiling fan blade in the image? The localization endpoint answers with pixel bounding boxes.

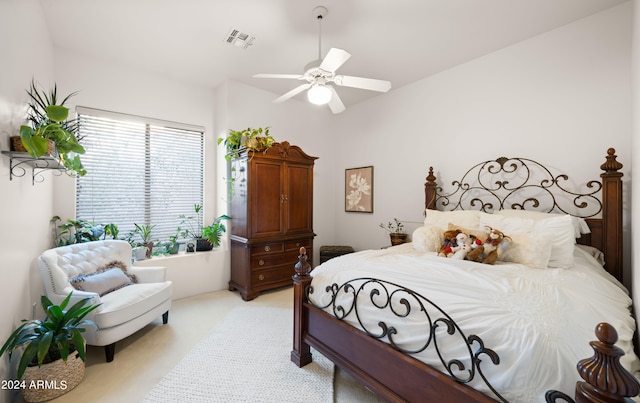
[333,75,391,92]
[327,86,345,114]
[254,73,305,80]
[273,83,311,103]
[319,48,351,73]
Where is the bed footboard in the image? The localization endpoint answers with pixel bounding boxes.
[292,248,640,402]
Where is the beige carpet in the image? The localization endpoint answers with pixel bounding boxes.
[142,306,334,402]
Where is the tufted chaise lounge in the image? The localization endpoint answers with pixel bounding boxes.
[38,240,172,362]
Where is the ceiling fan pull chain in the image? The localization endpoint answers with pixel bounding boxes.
[317,13,323,60]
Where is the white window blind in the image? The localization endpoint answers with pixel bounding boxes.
[75,107,204,242]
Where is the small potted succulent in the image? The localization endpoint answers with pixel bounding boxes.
[379,218,407,246]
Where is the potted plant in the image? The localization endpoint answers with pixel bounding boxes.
[217,126,275,161]
[180,204,230,251]
[134,223,156,258]
[379,218,407,246]
[50,216,110,246]
[167,227,182,254]
[0,292,100,402]
[17,79,86,177]
[124,231,148,261]
[201,215,231,249]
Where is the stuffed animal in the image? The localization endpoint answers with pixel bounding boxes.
[438,229,462,258]
[450,232,477,260]
[465,227,510,265]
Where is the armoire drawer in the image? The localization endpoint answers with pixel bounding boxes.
[250,241,284,255]
[250,250,298,270]
[251,266,295,287]
[285,238,312,251]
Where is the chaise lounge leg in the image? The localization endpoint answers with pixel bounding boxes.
[162,311,169,324]
[105,343,116,362]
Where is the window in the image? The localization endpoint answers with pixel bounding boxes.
[75,107,204,242]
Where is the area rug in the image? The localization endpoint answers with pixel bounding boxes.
[142,306,334,403]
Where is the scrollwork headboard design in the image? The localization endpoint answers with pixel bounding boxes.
[424,148,624,283]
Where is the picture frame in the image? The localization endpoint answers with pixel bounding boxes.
[345,166,373,213]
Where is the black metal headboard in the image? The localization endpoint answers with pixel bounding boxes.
[424,148,624,283]
[425,156,602,218]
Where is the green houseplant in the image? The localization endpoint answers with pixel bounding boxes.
[51,216,116,246]
[217,127,275,161]
[18,79,86,176]
[134,223,156,258]
[180,204,230,251]
[0,292,100,401]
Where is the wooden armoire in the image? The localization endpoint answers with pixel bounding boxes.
[228,142,317,301]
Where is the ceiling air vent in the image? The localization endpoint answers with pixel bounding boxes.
[225,28,254,49]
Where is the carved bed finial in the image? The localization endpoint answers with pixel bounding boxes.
[294,247,312,278]
[601,148,623,175]
[426,166,436,184]
[574,322,640,402]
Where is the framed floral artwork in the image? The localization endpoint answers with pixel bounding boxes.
[345,166,373,213]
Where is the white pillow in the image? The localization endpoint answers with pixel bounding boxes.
[495,210,590,238]
[412,226,443,252]
[480,213,575,268]
[531,215,576,268]
[424,209,481,230]
[479,213,535,234]
[500,233,553,269]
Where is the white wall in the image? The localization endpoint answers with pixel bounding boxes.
[332,4,634,286]
[0,1,56,400]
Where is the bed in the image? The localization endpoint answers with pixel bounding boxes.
[291,148,640,402]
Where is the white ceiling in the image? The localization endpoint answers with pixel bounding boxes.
[40,0,628,109]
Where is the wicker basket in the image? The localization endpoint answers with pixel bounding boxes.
[21,351,85,402]
[10,136,55,155]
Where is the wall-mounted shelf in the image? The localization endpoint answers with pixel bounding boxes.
[2,151,66,185]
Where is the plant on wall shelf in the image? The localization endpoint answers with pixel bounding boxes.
[217,127,275,161]
[19,79,86,176]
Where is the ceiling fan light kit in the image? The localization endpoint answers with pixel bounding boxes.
[253,5,391,113]
[307,84,332,105]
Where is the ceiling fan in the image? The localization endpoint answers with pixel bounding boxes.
[253,6,392,114]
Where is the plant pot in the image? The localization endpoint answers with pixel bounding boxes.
[140,242,153,258]
[132,246,147,261]
[10,136,55,155]
[195,238,213,251]
[22,350,85,402]
[168,242,180,254]
[389,233,408,246]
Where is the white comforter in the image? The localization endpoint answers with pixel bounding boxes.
[308,243,640,402]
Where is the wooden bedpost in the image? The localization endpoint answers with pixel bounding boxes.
[547,322,639,402]
[291,247,313,367]
[575,323,639,402]
[425,166,437,212]
[600,148,624,283]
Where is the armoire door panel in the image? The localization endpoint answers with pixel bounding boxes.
[251,161,283,237]
[285,164,313,233]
